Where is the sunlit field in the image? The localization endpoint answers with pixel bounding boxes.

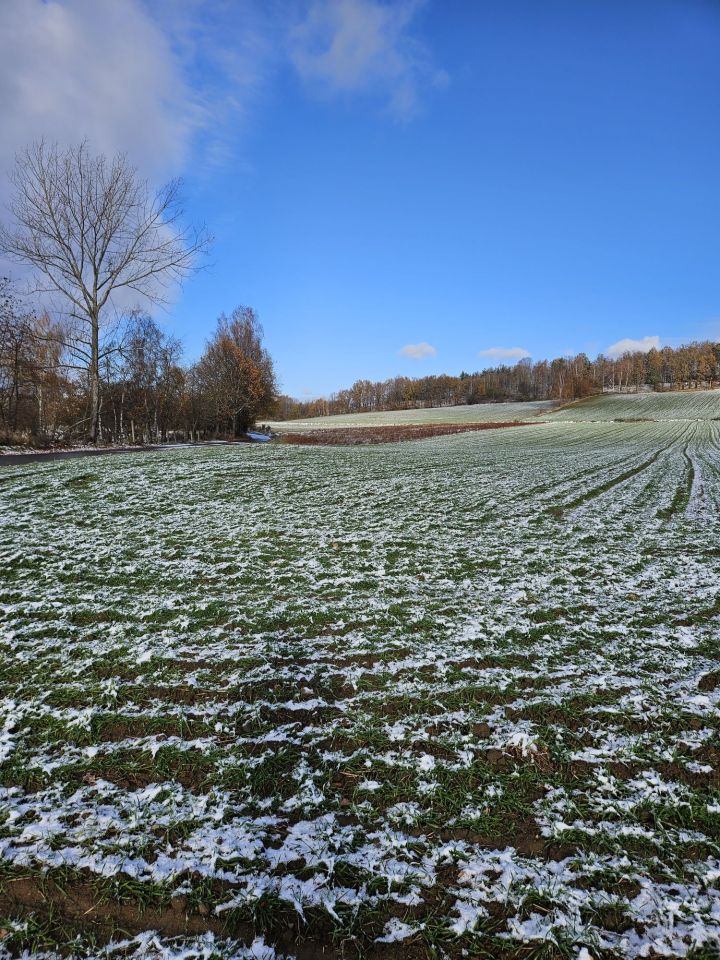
[551,390,720,422]
[268,390,720,434]
[2,398,720,959]
[266,400,555,431]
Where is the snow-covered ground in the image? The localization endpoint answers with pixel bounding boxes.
[551,389,720,422]
[268,390,720,433]
[267,399,554,431]
[1,417,719,958]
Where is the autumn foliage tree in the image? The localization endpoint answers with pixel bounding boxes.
[196,307,277,436]
[0,280,278,446]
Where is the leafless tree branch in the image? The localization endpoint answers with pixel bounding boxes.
[0,140,212,440]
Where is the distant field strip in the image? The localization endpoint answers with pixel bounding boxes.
[267,400,554,431]
[268,391,720,433]
[279,421,538,445]
[552,389,720,421]
[1,415,720,959]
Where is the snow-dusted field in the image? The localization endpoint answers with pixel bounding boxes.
[552,390,720,422]
[268,390,720,434]
[267,400,554,431]
[1,416,720,959]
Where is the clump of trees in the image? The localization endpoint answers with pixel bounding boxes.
[0,282,277,446]
[0,141,277,447]
[0,141,212,442]
[196,308,277,438]
[277,342,720,420]
[0,279,69,440]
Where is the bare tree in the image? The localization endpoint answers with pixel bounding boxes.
[115,312,183,444]
[0,278,34,434]
[0,278,69,441]
[0,141,211,441]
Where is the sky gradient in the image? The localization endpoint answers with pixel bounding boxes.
[1,0,719,398]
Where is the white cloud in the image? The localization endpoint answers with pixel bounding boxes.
[0,0,444,196]
[288,0,446,118]
[0,0,280,294]
[606,336,661,358]
[399,341,436,359]
[152,0,281,170]
[0,0,284,194]
[478,347,531,362]
[0,0,199,185]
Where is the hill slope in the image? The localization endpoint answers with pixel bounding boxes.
[552,389,720,421]
[267,399,555,431]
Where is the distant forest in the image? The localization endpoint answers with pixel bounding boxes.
[276,341,720,420]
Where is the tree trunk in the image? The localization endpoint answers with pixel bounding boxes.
[12,345,20,431]
[89,313,100,443]
[37,383,45,437]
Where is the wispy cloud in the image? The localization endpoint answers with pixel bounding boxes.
[152,0,281,171]
[478,347,531,362]
[288,0,446,118]
[399,341,436,359]
[606,336,660,358]
[0,0,444,198]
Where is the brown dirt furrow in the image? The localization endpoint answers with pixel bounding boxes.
[279,422,539,445]
[0,874,344,960]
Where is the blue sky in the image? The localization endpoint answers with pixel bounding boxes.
[2,1,720,398]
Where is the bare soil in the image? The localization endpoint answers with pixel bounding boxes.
[280,422,539,445]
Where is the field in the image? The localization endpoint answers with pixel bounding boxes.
[278,423,539,446]
[266,401,555,431]
[1,397,720,960]
[551,391,720,422]
[268,391,720,435]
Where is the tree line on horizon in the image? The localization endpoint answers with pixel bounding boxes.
[275,340,720,420]
[4,258,720,444]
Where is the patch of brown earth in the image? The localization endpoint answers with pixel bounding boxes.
[412,818,576,861]
[699,671,720,692]
[0,870,522,960]
[450,655,533,670]
[78,751,213,792]
[504,704,586,731]
[280,422,539,445]
[123,684,222,706]
[256,704,343,726]
[0,873,345,960]
[569,757,719,789]
[93,717,210,742]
